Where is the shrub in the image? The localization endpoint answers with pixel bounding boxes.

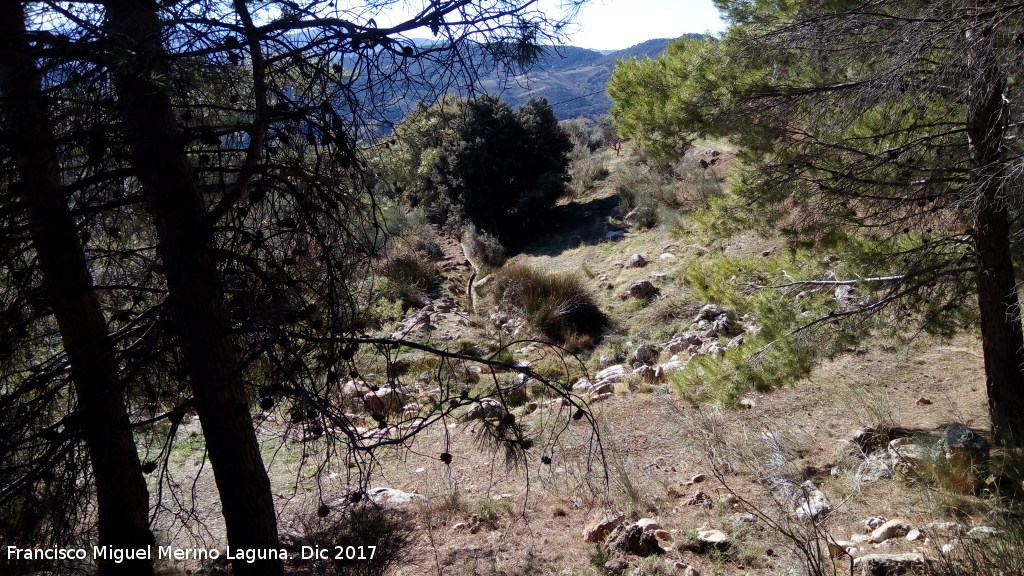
[378,246,441,308]
[492,264,608,350]
[461,224,506,269]
[299,504,417,576]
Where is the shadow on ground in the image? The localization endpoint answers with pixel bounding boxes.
[521,192,620,257]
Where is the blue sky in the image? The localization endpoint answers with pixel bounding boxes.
[561,0,727,50]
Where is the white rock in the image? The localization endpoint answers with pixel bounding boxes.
[870,518,911,543]
[367,487,427,506]
[635,518,663,532]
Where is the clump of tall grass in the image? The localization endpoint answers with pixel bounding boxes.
[491,264,608,350]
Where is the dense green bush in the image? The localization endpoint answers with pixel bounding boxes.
[385,95,572,249]
[492,264,608,350]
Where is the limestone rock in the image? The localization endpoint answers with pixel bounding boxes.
[889,436,927,474]
[367,487,427,506]
[635,518,663,532]
[870,518,911,543]
[853,553,926,576]
[624,280,658,300]
[362,387,406,416]
[856,452,894,483]
[608,524,663,556]
[633,345,658,365]
[628,254,648,268]
[464,398,505,421]
[583,511,623,543]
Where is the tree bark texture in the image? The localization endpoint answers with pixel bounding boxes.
[102,0,283,573]
[965,4,1024,444]
[0,4,156,575]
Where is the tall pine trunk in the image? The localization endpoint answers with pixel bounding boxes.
[0,4,156,574]
[966,4,1024,444]
[102,1,283,573]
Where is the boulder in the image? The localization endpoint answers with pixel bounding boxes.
[627,254,648,268]
[464,398,505,421]
[367,487,427,506]
[362,387,406,415]
[624,280,658,300]
[635,518,663,532]
[869,518,911,543]
[608,524,663,556]
[633,345,658,365]
[856,452,894,483]
[697,304,728,321]
[665,333,702,354]
[341,379,372,400]
[593,364,627,387]
[888,436,927,475]
[853,553,926,576]
[583,511,623,543]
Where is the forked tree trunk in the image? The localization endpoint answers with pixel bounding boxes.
[0,4,156,575]
[966,4,1024,444]
[102,1,283,573]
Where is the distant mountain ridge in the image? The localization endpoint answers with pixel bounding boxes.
[479,36,698,119]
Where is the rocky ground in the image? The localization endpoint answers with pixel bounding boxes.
[158,146,1016,576]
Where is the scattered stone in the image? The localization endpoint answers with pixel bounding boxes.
[583,511,623,543]
[464,399,505,421]
[624,280,659,300]
[863,517,888,532]
[633,345,658,365]
[674,563,699,576]
[659,253,677,261]
[367,487,427,506]
[924,521,963,535]
[966,526,1002,538]
[628,254,648,268]
[719,493,739,506]
[453,522,467,531]
[608,524,663,556]
[734,513,757,525]
[633,365,657,382]
[362,387,406,416]
[686,491,713,508]
[856,452,894,483]
[916,397,933,405]
[595,363,627,384]
[853,553,926,576]
[635,518,663,532]
[341,379,372,400]
[697,304,728,321]
[704,343,726,357]
[591,392,614,403]
[689,474,706,485]
[738,397,756,410]
[695,529,730,552]
[905,529,923,542]
[764,476,832,520]
[870,518,911,543]
[665,333,703,354]
[654,360,686,381]
[889,436,927,474]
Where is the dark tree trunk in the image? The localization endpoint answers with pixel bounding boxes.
[966,5,1024,444]
[102,0,283,572]
[0,4,156,575]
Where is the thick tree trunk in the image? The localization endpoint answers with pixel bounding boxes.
[0,4,156,575]
[102,1,283,573]
[966,6,1024,444]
